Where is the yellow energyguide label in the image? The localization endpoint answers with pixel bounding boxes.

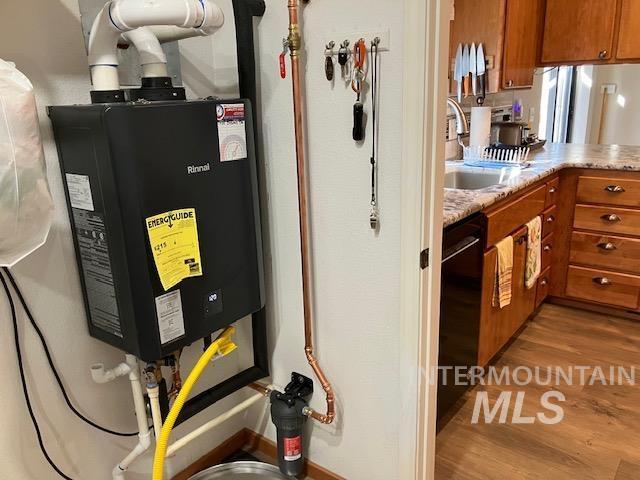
[146,208,203,291]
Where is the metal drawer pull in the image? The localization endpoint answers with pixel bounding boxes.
[601,214,621,222]
[549,187,557,194]
[597,242,617,251]
[593,277,613,286]
[540,278,549,286]
[544,245,552,252]
[546,215,556,223]
[599,50,608,60]
[605,185,625,193]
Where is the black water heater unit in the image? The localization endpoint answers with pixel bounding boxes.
[49,99,264,362]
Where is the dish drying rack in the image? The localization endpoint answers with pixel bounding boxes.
[463,145,530,168]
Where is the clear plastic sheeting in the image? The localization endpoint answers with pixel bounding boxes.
[0,59,53,266]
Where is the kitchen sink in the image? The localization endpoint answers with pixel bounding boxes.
[444,170,505,190]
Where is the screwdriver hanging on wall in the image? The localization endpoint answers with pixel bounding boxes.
[352,38,367,142]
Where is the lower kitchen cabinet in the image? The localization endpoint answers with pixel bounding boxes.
[478,226,536,367]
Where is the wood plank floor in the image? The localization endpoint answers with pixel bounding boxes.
[436,304,640,480]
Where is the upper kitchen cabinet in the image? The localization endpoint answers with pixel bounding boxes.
[502,0,544,89]
[450,0,506,95]
[449,0,543,93]
[617,0,640,60]
[541,0,618,64]
[539,0,640,65]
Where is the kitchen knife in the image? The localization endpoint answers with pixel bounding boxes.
[470,42,477,96]
[476,43,486,105]
[454,43,463,102]
[462,44,470,97]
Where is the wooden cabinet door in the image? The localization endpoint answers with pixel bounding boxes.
[478,226,536,366]
[617,0,640,60]
[502,0,543,89]
[540,0,619,64]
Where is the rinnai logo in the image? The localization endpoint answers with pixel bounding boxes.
[187,163,211,175]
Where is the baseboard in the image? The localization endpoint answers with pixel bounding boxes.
[172,428,344,480]
[547,296,640,321]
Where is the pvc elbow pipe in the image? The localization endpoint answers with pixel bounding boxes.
[88,0,224,90]
[121,27,168,78]
[90,362,131,384]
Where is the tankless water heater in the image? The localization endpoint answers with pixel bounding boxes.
[49,99,264,361]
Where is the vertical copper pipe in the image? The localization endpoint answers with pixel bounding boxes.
[287,0,335,425]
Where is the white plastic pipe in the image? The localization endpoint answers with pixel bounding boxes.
[121,27,168,78]
[113,355,152,480]
[90,361,131,384]
[166,390,271,457]
[89,0,224,90]
[147,384,164,438]
[147,24,219,44]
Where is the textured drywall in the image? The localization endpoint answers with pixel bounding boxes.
[0,1,255,478]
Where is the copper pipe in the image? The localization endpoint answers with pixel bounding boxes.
[248,382,271,396]
[286,0,335,425]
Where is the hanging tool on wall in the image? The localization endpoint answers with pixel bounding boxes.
[454,43,463,102]
[324,41,335,81]
[462,43,471,98]
[352,38,367,142]
[369,37,381,230]
[470,42,477,96]
[476,43,486,105]
[338,39,350,80]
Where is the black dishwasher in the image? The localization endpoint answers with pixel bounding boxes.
[437,214,484,423]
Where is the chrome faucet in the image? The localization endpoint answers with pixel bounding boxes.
[447,97,469,145]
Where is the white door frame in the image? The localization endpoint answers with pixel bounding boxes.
[399,0,450,478]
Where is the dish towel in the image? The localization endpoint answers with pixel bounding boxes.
[492,236,514,309]
[525,216,542,289]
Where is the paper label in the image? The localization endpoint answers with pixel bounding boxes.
[216,103,247,162]
[155,290,185,345]
[146,208,203,291]
[283,436,302,461]
[66,173,95,211]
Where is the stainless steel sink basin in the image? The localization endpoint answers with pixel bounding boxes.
[444,170,504,190]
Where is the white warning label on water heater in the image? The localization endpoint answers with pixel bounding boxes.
[216,103,247,162]
[66,173,95,211]
[155,289,185,345]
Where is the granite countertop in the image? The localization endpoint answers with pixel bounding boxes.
[443,143,640,228]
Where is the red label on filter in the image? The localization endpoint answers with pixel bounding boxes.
[283,436,302,461]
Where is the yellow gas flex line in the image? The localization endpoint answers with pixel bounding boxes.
[152,327,238,480]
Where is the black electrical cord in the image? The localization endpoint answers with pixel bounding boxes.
[1,267,139,437]
[1,270,74,479]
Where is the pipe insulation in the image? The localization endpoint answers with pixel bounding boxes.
[88,0,224,90]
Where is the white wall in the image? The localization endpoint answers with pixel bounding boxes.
[242,2,407,479]
[583,64,640,145]
[0,0,410,479]
[0,1,256,479]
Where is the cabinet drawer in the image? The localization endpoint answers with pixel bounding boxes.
[542,233,554,271]
[545,177,560,208]
[486,185,547,247]
[566,265,640,310]
[574,204,640,237]
[536,267,551,309]
[570,232,640,274]
[542,205,557,238]
[576,176,640,207]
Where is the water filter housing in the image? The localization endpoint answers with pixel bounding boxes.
[49,99,264,361]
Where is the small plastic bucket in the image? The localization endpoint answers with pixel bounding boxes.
[188,461,289,479]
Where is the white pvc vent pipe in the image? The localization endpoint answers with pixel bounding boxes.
[120,27,168,78]
[89,0,224,91]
